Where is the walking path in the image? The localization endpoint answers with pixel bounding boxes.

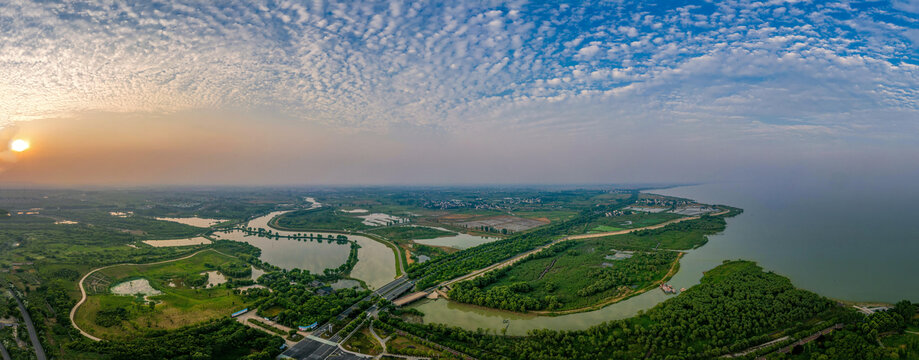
[721,336,789,358]
[234,311,302,347]
[69,249,226,341]
[754,324,844,359]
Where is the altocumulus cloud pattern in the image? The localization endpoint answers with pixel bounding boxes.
[1,0,917,137]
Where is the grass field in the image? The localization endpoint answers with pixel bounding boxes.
[588,211,684,231]
[590,215,728,250]
[588,225,624,233]
[387,335,446,357]
[479,236,679,311]
[73,250,252,339]
[342,325,383,355]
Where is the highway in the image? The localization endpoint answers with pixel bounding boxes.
[279,276,414,359]
[0,340,10,360]
[8,286,46,360]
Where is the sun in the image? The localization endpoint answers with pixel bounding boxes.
[10,139,30,152]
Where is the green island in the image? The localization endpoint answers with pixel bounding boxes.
[366,225,456,242]
[272,207,373,231]
[0,188,915,360]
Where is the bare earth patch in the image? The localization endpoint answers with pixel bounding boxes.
[142,237,211,247]
[110,278,162,298]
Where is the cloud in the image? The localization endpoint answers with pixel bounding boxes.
[0,0,915,146]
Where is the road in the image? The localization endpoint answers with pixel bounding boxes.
[235,312,300,347]
[279,276,414,360]
[0,340,10,360]
[69,249,226,341]
[8,287,46,360]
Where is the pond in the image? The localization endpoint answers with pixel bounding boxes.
[413,227,497,250]
[331,279,363,290]
[212,229,351,275]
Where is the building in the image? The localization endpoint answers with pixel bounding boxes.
[315,287,333,296]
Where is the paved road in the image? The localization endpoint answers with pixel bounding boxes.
[279,276,413,359]
[280,340,367,360]
[9,287,46,360]
[0,340,11,360]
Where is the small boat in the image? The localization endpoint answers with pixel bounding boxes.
[660,283,676,294]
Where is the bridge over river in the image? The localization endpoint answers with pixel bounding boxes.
[278,276,415,360]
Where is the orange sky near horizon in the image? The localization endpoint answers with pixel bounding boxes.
[0,113,353,185]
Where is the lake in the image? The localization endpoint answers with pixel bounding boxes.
[652,181,919,304]
[225,211,397,289]
[411,181,919,335]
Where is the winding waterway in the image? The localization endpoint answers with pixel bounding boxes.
[229,210,396,289]
[411,182,919,335]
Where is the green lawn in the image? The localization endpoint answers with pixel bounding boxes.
[882,332,919,359]
[74,250,252,339]
[342,325,383,356]
[588,211,684,231]
[588,225,624,233]
[590,215,729,250]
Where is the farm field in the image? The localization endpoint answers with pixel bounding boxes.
[457,215,548,232]
[73,250,252,339]
[587,211,684,232]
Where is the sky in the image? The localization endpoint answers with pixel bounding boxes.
[0,0,917,186]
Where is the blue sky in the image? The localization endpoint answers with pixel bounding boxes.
[0,0,917,185]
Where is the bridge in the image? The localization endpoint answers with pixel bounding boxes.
[278,276,415,360]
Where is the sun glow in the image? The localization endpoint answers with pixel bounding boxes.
[10,139,30,152]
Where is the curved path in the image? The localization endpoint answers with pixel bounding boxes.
[69,249,224,341]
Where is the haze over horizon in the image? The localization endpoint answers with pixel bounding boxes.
[1,0,918,186]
